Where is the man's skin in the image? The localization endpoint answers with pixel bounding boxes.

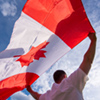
[26,33,97,100]
[80,33,96,74]
[26,86,41,100]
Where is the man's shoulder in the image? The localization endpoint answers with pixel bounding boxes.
[64,68,88,83]
[70,68,87,77]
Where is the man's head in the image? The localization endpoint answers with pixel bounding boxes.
[53,70,67,84]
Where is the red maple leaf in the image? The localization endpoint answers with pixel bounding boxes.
[14,41,49,67]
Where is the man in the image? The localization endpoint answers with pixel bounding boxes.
[26,33,97,100]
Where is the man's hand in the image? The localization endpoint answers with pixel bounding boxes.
[26,85,41,100]
[88,33,97,41]
[80,32,97,74]
[26,85,32,92]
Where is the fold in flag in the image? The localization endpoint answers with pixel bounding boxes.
[0,0,95,99]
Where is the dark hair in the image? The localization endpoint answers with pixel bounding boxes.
[53,70,66,83]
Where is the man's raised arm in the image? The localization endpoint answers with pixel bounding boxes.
[80,33,97,75]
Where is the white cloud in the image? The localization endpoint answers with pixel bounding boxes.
[11,91,34,100]
[97,2,100,8]
[0,1,17,16]
[94,21,100,33]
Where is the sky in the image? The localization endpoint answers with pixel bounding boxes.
[0,0,100,100]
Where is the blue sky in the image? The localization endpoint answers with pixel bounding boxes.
[0,0,100,100]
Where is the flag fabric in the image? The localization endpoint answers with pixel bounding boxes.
[0,0,95,99]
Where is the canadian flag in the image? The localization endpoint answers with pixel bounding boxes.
[0,0,95,99]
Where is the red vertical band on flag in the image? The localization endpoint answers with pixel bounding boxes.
[0,73,39,100]
[23,0,95,48]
